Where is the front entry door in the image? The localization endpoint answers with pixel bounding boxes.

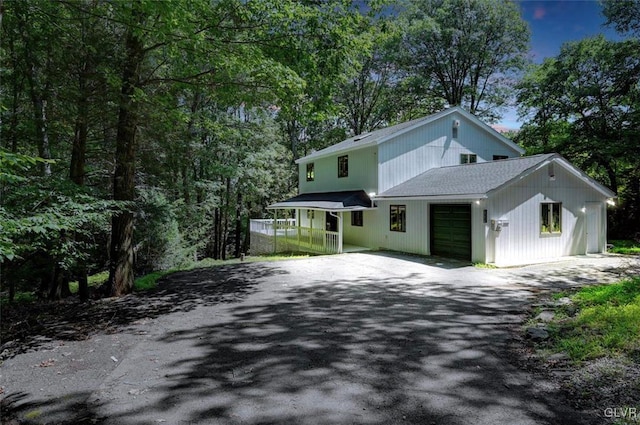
[586,203,601,253]
[325,212,338,232]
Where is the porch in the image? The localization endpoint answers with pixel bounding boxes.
[251,190,374,256]
[249,218,342,255]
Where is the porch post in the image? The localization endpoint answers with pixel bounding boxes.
[296,209,300,249]
[273,209,277,253]
[338,211,343,253]
[309,210,313,246]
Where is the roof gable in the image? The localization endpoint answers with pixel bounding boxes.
[296,106,524,164]
[377,154,615,199]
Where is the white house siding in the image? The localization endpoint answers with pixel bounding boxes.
[343,200,485,262]
[298,146,378,194]
[343,210,375,247]
[471,201,487,263]
[377,113,521,193]
[487,165,608,266]
[344,200,429,255]
[298,208,325,229]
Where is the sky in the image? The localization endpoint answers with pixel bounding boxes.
[497,0,622,130]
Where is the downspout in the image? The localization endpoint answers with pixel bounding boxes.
[329,211,343,254]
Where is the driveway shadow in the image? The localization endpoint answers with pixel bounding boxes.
[6,255,625,424]
[1,263,287,358]
[93,267,593,424]
[2,263,288,424]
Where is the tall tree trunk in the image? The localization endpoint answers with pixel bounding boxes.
[213,208,220,260]
[108,21,144,297]
[243,212,251,255]
[234,191,242,258]
[71,59,90,301]
[17,2,52,176]
[71,82,88,185]
[221,177,231,260]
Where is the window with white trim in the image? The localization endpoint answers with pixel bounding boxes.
[460,153,477,164]
[390,205,406,232]
[541,202,562,233]
[351,211,363,227]
[338,155,348,178]
[306,163,315,181]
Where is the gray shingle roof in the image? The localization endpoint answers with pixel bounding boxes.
[269,190,372,210]
[378,154,556,198]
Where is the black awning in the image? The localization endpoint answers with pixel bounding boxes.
[268,190,372,211]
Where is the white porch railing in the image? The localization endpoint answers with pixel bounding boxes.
[250,218,296,235]
[250,219,341,255]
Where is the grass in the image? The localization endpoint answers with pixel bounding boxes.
[550,277,640,362]
[69,271,109,294]
[473,262,497,269]
[0,291,37,305]
[609,239,640,255]
[134,271,170,291]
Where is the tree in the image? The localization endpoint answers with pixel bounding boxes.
[602,0,640,36]
[516,35,640,236]
[0,150,120,302]
[101,0,314,295]
[266,1,368,159]
[395,0,529,120]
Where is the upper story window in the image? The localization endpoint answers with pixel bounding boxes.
[460,153,477,164]
[338,155,349,178]
[306,163,315,181]
[493,155,508,161]
[390,205,406,232]
[452,127,458,139]
[541,202,562,233]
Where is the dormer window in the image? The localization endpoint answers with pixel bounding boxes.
[460,153,477,164]
[338,155,348,178]
[306,163,315,181]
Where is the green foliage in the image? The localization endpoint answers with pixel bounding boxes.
[2,177,126,265]
[135,187,193,273]
[473,262,497,269]
[0,291,36,306]
[609,240,640,255]
[550,277,640,361]
[516,35,640,237]
[602,0,640,36]
[575,278,640,306]
[134,271,168,292]
[395,0,530,120]
[69,271,109,294]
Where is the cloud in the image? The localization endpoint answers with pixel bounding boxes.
[533,7,546,20]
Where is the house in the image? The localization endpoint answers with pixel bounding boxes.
[250,107,615,266]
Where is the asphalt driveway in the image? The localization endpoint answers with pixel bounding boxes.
[2,252,636,425]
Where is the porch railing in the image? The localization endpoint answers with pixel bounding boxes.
[250,219,340,255]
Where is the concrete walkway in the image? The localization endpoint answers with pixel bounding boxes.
[2,253,636,425]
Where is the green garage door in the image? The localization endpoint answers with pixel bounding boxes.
[430,204,471,260]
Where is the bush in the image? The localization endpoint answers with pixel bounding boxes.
[135,187,194,274]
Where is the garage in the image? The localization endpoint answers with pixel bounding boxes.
[430,204,471,260]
